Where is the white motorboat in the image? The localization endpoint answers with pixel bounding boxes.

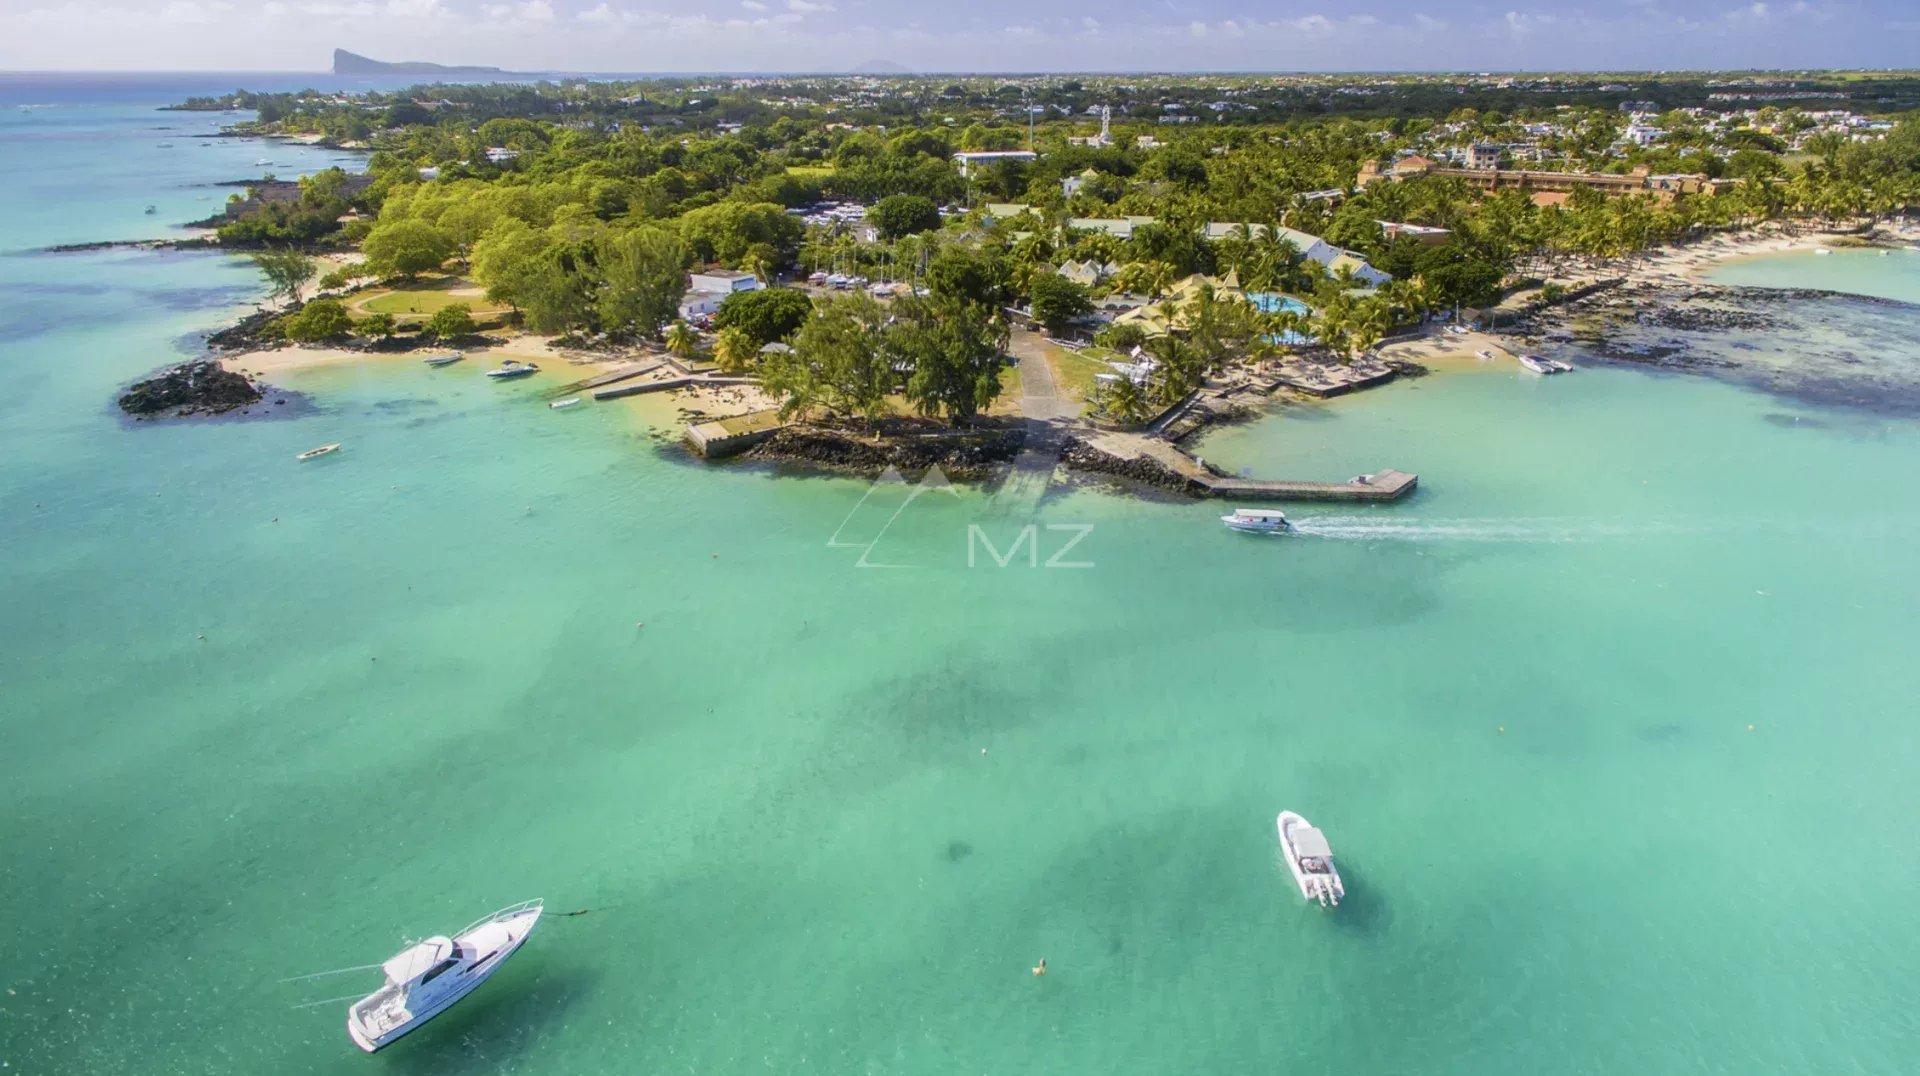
[548,397,581,409]
[296,443,341,461]
[1814,247,1832,255]
[1221,507,1291,534]
[1519,354,1572,375]
[485,360,538,380]
[345,899,544,1053]
[1475,349,1495,361]
[1276,811,1344,907]
[423,352,463,367]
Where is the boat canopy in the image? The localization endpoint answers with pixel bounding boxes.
[382,937,454,984]
[1234,509,1288,520]
[1291,827,1334,859]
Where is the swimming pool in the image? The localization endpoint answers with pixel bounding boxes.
[1249,292,1311,316]
[1249,292,1314,345]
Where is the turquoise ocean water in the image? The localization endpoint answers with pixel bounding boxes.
[4,82,1920,1074]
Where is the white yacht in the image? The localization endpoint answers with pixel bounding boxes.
[346,899,544,1053]
[1221,508,1291,534]
[1519,354,1573,375]
[1276,811,1343,907]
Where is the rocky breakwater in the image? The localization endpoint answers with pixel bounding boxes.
[739,424,1024,481]
[118,359,265,418]
[1059,436,1209,496]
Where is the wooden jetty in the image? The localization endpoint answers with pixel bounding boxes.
[592,375,753,401]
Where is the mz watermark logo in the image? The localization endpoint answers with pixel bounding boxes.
[966,524,1094,569]
[827,465,1095,569]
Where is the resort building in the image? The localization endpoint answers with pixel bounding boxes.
[952,150,1037,177]
[1058,259,1120,287]
[1377,221,1452,246]
[680,270,762,318]
[1465,143,1503,171]
[1360,158,1709,201]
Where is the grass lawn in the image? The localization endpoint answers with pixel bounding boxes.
[715,409,788,435]
[357,277,498,319]
[1048,346,1115,402]
[784,164,835,177]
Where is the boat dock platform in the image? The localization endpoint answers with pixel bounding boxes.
[1193,468,1417,502]
[1069,430,1417,503]
[567,360,665,392]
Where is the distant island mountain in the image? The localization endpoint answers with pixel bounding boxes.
[332,49,510,77]
[851,59,911,75]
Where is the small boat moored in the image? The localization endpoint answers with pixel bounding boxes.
[423,352,464,367]
[1221,507,1291,534]
[1277,811,1344,907]
[296,443,341,461]
[1519,354,1573,375]
[485,360,538,380]
[548,397,581,410]
[345,899,544,1053]
[1475,349,1495,361]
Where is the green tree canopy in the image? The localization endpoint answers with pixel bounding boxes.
[713,287,814,347]
[926,246,1010,308]
[870,194,941,240]
[890,293,1008,424]
[361,219,453,280]
[424,303,476,338]
[276,299,353,342]
[595,226,689,339]
[760,292,895,426]
[1029,272,1093,333]
[251,250,316,304]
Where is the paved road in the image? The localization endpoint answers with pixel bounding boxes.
[996,332,1080,500]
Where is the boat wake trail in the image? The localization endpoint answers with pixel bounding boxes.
[1287,516,1694,544]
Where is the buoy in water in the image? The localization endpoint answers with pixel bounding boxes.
[1031,958,1047,977]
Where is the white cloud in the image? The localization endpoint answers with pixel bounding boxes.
[741,0,768,9]
[1189,20,1207,36]
[1080,16,1100,32]
[482,0,553,23]
[787,0,833,11]
[1292,14,1334,33]
[1002,24,1037,37]
[577,2,615,22]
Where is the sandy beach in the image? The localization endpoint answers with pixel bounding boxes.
[218,332,631,377]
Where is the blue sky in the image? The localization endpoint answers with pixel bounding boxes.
[7,0,1918,72]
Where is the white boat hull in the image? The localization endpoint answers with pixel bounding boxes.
[347,902,542,1053]
[1277,811,1344,907]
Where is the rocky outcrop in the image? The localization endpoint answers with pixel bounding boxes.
[204,308,284,352]
[118,359,262,418]
[739,425,1023,480]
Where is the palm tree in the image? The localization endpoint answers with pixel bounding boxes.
[1095,374,1151,425]
[740,249,772,285]
[713,326,757,374]
[665,320,699,359]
